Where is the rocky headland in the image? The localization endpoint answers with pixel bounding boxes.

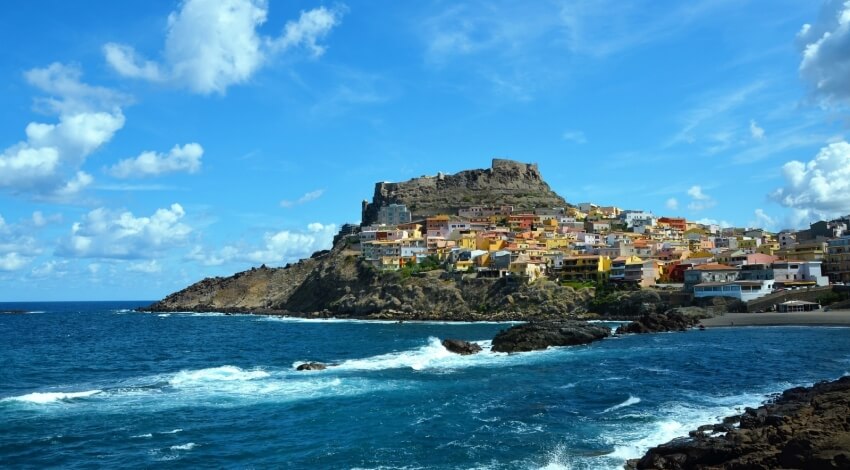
[141,238,601,320]
[627,376,850,469]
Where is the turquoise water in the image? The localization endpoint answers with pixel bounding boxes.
[2,302,850,469]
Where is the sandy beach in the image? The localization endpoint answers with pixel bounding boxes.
[700,309,850,327]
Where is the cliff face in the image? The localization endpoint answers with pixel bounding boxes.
[143,243,595,320]
[361,158,567,225]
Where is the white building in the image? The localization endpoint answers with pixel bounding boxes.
[772,261,829,287]
[694,280,774,302]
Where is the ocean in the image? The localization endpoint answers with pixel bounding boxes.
[2,301,850,469]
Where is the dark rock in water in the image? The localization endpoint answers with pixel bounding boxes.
[491,320,610,353]
[626,376,850,470]
[296,362,327,371]
[0,309,28,314]
[441,339,482,355]
[615,312,699,334]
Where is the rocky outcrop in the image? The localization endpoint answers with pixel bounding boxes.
[296,362,327,371]
[0,310,28,314]
[589,290,670,318]
[627,376,850,470]
[615,312,701,334]
[491,320,610,353]
[142,241,596,320]
[361,159,568,225]
[441,339,482,355]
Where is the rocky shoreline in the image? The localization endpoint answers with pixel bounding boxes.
[627,376,850,469]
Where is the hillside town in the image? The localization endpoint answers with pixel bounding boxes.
[341,202,850,305]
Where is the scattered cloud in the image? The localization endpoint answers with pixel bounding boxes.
[30,260,70,279]
[0,214,42,271]
[32,211,62,227]
[126,260,162,273]
[104,0,344,94]
[798,0,850,105]
[562,130,587,144]
[749,119,765,140]
[749,208,777,230]
[665,198,679,211]
[280,189,325,208]
[0,63,126,201]
[666,81,765,148]
[686,185,717,211]
[770,141,850,220]
[695,218,732,228]
[57,203,192,259]
[186,222,336,267]
[0,253,28,272]
[108,143,203,178]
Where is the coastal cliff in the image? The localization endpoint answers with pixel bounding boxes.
[360,158,567,226]
[142,241,595,320]
[628,376,850,469]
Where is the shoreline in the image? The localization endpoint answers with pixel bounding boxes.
[699,309,850,328]
[628,375,850,469]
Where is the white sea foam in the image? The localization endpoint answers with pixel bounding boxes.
[602,395,641,414]
[132,433,153,439]
[162,428,183,434]
[158,314,171,318]
[170,443,196,451]
[261,316,523,326]
[169,366,270,386]
[3,390,102,404]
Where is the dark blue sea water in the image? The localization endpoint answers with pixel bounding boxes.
[2,302,850,469]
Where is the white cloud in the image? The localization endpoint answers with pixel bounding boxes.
[749,208,777,230]
[270,6,343,57]
[0,63,126,200]
[665,198,679,210]
[30,260,70,279]
[562,130,587,144]
[280,189,325,208]
[0,214,42,271]
[58,204,192,259]
[108,143,203,178]
[244,223,336,265]
[695,218,732,228]
[186,222,336,267]
[749,119,765,140]
[104,1,343,95]
[687,185,709,200]
[686,185,717,211]
[32,211,62,227]
[770,141,850,219]
[0,253,28,272]
[798,0,850,105]
[127,260,162,273]
[102,43,163,81]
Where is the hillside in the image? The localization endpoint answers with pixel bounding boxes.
[360,158,568,225]
[142,242,595,320]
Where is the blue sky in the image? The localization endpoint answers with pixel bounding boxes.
[1,0,849,301]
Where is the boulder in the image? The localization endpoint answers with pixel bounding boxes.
[615,312,700,334]
[296,362,327,371]
[491,320,610,353]
[441,339,482,355]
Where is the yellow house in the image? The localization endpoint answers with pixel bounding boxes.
[558,255,612,282]
[458,235,477,250]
